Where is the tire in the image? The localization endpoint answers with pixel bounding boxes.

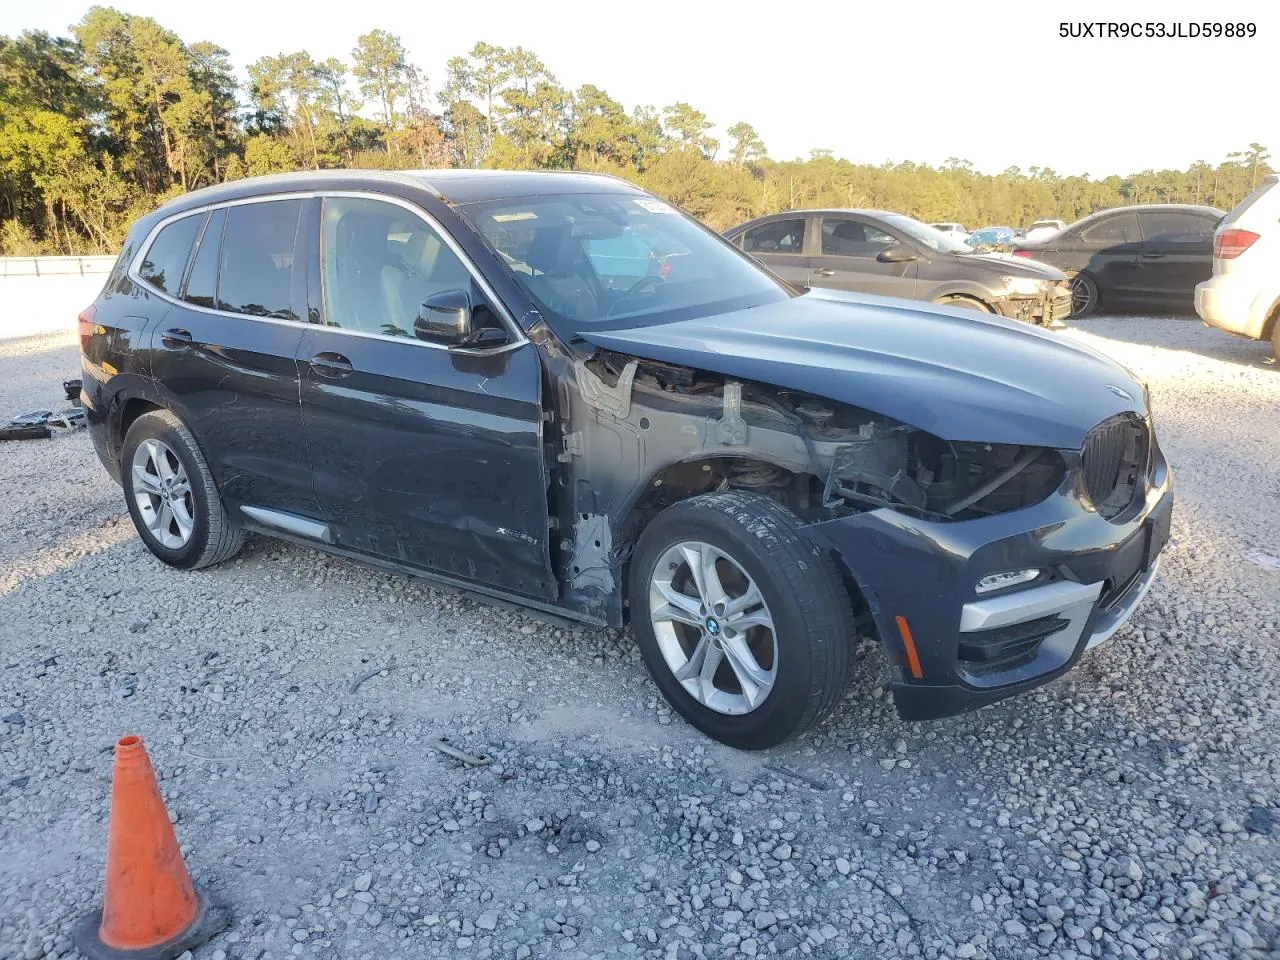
[1069,272,1099,318]
[628,491,855,749]
[121,409,244,569]
[935,295,992,313]
[1271,317,1280,362]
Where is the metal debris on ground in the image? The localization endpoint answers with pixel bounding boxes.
[2,381,86,440]
[349,659,396,693]
[429,738,491,767]
[762,761,831,791]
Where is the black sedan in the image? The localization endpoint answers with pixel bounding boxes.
[725,210,1072,327]
[1012,204,1224,317]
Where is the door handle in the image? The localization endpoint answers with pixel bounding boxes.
[309,352,353,378]
[1140,252,1165,259]
[812,268,836,277]
[161,327,192,345]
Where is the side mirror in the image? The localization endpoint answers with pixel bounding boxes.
[877,246,916,264]
[414,289,472,345]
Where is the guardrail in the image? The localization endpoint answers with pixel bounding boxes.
[1,258,116,341]
[0,255,117,278]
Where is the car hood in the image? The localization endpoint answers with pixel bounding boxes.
[950,252,1065,280]
[577,289,1145,449]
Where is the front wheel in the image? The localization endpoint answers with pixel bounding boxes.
[628,491,855,749]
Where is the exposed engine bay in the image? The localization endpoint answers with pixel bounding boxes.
[582,349,1066,526]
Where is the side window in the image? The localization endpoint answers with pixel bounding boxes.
[321,196,476,339]
[1139,212,1215,243]
[137,214,203,294]
[1081,214,1140,244]
[183,208,226,309]
[742,219,806,254]
[822,219,898,256]
[217,200,302,319]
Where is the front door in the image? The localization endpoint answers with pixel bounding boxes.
[295,194,555,600]
[811,216,920,299]
[1135,210,1217,308]
[144,198,315,516]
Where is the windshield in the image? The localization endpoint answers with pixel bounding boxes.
[462,193,793,332]
[881,214,973,253]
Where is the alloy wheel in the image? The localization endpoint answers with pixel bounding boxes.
[131,438,195,549]
[648,541,778,715]
[1070,275,1096,316]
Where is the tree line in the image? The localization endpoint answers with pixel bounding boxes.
[1,6,1273,255]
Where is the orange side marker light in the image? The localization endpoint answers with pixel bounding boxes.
[895,615,924,680]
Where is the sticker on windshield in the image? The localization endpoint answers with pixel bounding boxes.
[634,199,676,215]
[492,211,538,222]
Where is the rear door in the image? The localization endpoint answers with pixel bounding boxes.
[810,215,920,299]
[737,217,813,287]
[1076,213,1143,304]
[1135,210,1218,307]
[141,198,314,516]
[294,193,555,600]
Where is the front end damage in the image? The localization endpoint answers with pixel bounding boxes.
[992,279,1074,327]
[541,331,1170,721]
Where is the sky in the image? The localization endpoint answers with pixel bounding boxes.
[3,0,1277,177]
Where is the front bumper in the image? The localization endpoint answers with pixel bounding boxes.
[802,440,1172,721]
[994,284,1073,327]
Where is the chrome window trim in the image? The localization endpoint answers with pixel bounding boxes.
[127,189,529,353]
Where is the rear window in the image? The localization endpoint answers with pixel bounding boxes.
[742,219,806,254]
[1081,214,1140,244]
[183,208,226,309]
[137,214,203,294]
[1221,179,1277,226]
[216,200,302,320]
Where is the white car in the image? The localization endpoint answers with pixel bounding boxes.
[930,222,970,243]
[1195,174,1280,359]
[1023,219,1066,244]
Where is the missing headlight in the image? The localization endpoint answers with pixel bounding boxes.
[824,429,1066,522]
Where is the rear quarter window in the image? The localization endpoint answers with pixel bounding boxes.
[137,214,204,294]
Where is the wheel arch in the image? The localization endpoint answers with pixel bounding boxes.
[926,281,998,311]
[611,453,866,624]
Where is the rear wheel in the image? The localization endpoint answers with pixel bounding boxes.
[122,410,244,569]
[935,294,992,313]
[1069,272,1099,318]
[1271,314,1280,362]
[628,491,855,749]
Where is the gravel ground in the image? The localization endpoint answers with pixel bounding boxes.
[1,317,1277,960]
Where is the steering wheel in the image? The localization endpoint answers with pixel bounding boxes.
[624,274,664,296]
[604,274,664,318]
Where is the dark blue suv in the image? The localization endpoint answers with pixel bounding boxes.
[81,169,1172,748]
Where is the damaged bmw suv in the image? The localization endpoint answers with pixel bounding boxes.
[82,170,1172,748]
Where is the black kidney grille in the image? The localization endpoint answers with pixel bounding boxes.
[1082,415,1149,521]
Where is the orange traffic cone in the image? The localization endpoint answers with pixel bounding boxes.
[72,735,229,960]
